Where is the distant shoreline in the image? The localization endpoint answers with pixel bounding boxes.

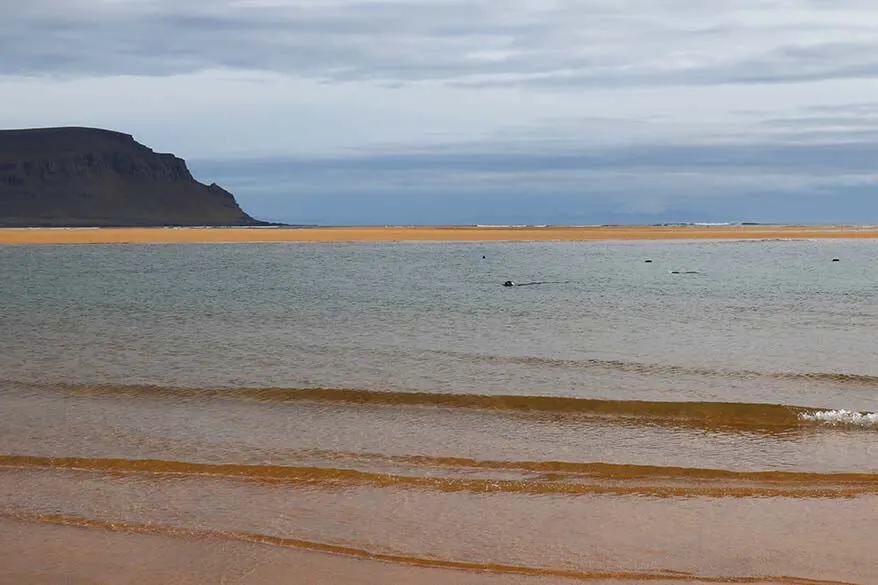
[2,225,878,245]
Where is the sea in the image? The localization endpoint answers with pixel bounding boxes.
[1,238,877,584]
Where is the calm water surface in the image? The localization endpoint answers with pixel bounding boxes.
[1,239,877,584]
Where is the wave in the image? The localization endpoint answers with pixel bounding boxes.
[8,355,878,393]
[27,383,805,422]
[3,512,854,584]
[329,451,878,485]
[8,379,878,432]
[421,350,878,387]
[779,372,878,385]
[29,382,878,430]
[1,511,863,584]
[3,455,876,498]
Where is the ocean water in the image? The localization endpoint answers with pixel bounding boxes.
[1,239,877,584]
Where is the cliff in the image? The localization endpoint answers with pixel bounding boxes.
[0,127,266,227]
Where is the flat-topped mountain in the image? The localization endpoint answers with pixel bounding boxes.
[0,127,265,227]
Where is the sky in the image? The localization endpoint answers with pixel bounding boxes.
[3,0,878,225]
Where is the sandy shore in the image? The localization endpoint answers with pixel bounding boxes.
[2,225,878,245]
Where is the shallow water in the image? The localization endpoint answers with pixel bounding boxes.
[1,239,876,584]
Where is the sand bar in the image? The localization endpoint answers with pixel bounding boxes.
[2,225,878,245]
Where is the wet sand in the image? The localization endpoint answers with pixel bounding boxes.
[2,224,878,244]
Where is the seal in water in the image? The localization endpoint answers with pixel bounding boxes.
[503,280,515,287]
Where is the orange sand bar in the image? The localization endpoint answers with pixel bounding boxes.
[2,225,878,245]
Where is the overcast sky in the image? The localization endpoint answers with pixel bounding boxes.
[4,0,878,224]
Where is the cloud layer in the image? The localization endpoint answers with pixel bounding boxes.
[6,0,878,87]
[191,132,878,224]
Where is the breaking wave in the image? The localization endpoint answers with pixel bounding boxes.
[798,410,878,426]
[9,381,878,432]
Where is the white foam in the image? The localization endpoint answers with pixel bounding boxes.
[799,410,878,427]
[474,224,549,228]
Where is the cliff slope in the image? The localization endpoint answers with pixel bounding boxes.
[0,127,265,227]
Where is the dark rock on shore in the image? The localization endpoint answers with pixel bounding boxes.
[0,127,266,227]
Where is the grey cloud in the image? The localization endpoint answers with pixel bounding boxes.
[762,129,878,145]
[748,107,878,144]
[192,137,878,194]
[191,141,878,225]
[762,117,878,129]
[184,105,878,224]
[455,41,878,88]
[5,0,878,87]
[805,102,878,115]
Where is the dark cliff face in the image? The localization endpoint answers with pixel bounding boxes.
[0,127,266,227]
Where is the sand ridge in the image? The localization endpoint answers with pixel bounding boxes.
[2,225,878,244]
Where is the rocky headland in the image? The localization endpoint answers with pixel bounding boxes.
[0,127,265,227]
